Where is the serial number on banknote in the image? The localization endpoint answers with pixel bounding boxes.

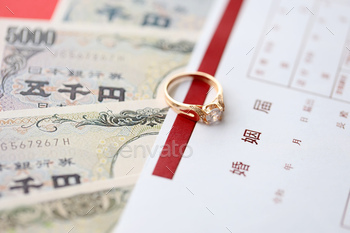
[0,138,70,151]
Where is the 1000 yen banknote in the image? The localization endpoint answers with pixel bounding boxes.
[59,0,213,31]
[0,99,166,199]
[0,21,195,111]
[0,176,136,233]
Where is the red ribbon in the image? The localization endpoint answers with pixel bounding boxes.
[153,0,244,179]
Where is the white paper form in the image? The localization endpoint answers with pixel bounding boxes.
[116,0,350,232]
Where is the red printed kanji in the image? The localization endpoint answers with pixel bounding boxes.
[292,139,302,145]
[322,73,330,79]
[281,62,289,68]
[340,111,348,118]
[260,59,268,65]
[300,117,308,123]
[254,99,272,113]
[230,162,250,177]
[284,163,293,170]
[337,122,345,129]
[273,189,285,204]
[242,129,261,145]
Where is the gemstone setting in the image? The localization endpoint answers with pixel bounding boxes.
[203,103,223,125]
[205,108,222,124]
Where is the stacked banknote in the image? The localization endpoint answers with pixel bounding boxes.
[0,0,213,232]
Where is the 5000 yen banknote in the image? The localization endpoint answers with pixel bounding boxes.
[0,176,136,233]
[0,99,166,199]
[58,0,213,31]
[0,21,195,111]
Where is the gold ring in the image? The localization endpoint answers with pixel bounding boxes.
[164,71,224,125]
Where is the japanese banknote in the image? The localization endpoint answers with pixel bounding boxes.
[0,175,136,233]
[58,0,213,31]
[0,98,166,232]
[0,99,166,199]
[0,21,196,111]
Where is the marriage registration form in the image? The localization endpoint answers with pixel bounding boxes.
[116,0,350,232]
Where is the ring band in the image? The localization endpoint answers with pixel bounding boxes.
[164,71,225,125]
